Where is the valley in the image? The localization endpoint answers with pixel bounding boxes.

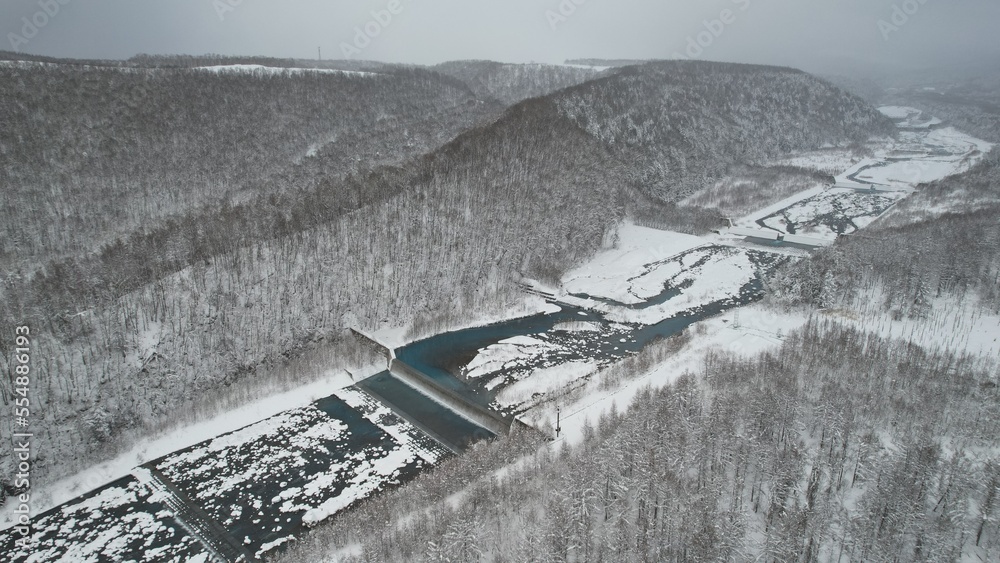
[3,104,990,561]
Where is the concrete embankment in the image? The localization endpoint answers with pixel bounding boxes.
[387,359,512,437]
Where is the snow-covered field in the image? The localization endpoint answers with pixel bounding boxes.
[838,126,991,189]
[725,119,991,245]
[194,64,376,77]
[878,105,943,129]
[562,224,707,305]
[522,304,812,443]
[560,225,780,325]
[463,333,609,411]
[567,245,774,326]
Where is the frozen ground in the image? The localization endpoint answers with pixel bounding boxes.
[879,105,917,120]
[463,333,612,412]
[561,224,710,305]
[839,127,991,189]
[563,245,774,326]
[559,227,781,326]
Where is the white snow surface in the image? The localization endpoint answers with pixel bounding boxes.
[561,224,707,304]
[195,64,375,77]
[560,243,763,326]
[495,360,599,408]
[726,123,992,243]
[841,127,991,189]
[878,105,944,128]
[766,148,865,176]
[878,105,920,120]
[466,336,556,384]
[829,290,1000,359]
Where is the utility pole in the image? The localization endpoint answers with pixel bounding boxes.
[318,46,322,61]
[556,406,562,438]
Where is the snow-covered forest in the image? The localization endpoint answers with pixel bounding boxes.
[1,46,998,563]
[272,102,1000,561]
[280,323,1000,562]
[0,58,891,491]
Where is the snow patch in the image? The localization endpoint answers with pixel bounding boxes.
[195,64,376,77]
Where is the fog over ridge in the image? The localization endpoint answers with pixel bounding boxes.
[1,0,998,75]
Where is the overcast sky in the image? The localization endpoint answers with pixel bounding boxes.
[3,0,998,74]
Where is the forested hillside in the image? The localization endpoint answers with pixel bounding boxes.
[0,59,891,500]
[554,61,896,199]
[769,151,1000,317]
[433,61,603,105]
[273,121,1000,561]
[283,322,1000,562]
[0,62,491,269]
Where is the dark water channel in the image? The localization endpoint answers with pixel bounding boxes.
[396,246,786,412]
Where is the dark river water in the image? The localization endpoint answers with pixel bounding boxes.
[396,245,785,413]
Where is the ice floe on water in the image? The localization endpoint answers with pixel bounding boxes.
[745,188,908,241]
[0,476,207,563]
[153,397,430,557]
